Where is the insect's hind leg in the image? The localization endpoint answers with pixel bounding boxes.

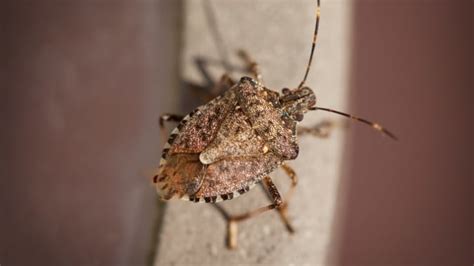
[297,119,335,138]
[237,49,263,83]
[215,176,284,249]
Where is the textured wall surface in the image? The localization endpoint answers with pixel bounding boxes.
[154,0,351,265]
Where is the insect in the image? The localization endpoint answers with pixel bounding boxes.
[153,0,396,249]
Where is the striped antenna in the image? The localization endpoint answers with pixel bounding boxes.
[310,106,398,140]
[298,0,321,89]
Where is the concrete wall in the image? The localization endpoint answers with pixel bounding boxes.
[154,0,351,265]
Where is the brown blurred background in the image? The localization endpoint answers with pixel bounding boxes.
[1,1,181,265]
[328,1,472,265]
[1,0,471,266]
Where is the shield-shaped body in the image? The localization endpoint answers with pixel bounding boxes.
[155,77,304,203]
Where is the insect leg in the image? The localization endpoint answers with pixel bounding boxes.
[237,49,263,83]
[159,113,184,145]
[210,73,235,96]
[277,163,298,233]
[280,163,298,207]
[297,119,335,138]
[159,114,184,127]
[224,176,283,249]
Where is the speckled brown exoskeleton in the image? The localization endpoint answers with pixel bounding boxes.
[153,0,396,249]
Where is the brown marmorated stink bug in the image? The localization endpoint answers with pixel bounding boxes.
[153,0,397,249]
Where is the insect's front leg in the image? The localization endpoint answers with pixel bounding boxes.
[237,49,263,83]
[210,73,235,96]
[297,120,335,138]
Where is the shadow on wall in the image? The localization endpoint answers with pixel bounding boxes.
[328,1,472,265]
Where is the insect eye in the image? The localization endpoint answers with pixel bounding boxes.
[282,88,291,95]
[294,112,304,122]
